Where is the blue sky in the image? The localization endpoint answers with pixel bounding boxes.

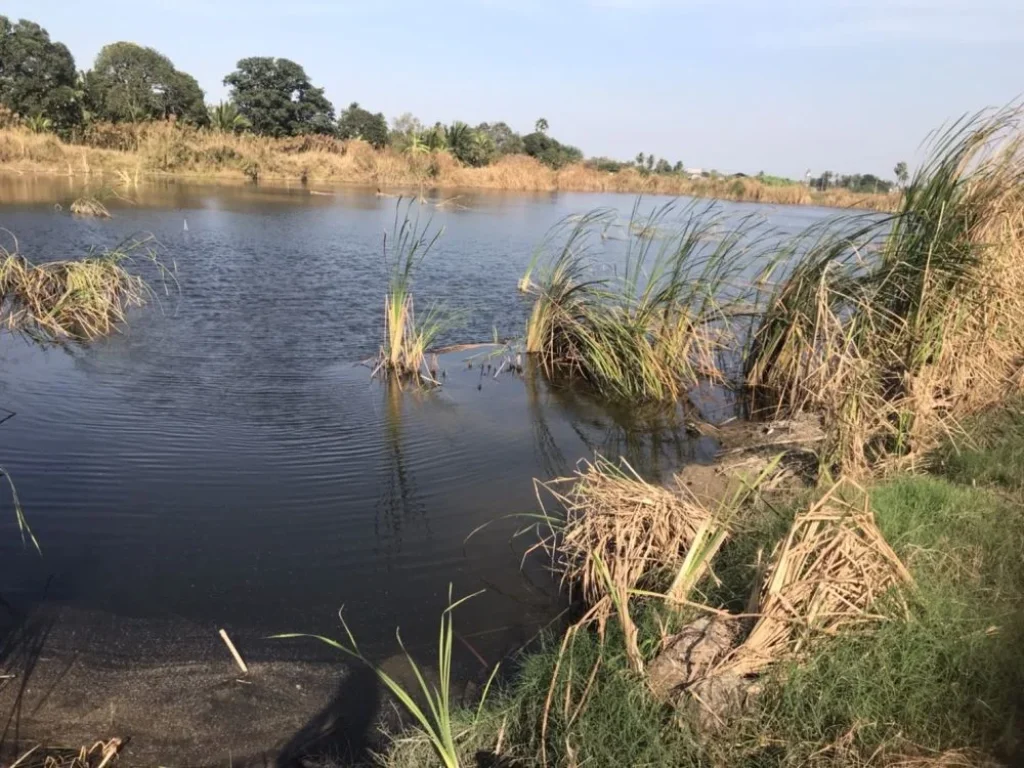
[7,0,1023,178]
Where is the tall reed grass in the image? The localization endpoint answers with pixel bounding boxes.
[372,203,446,385]
[523,200,765,402]
[745,106,1024,475]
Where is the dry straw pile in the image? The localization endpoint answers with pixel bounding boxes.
[535,455,712,605]
[714,479,913,679]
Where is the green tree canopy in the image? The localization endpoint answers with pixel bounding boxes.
[337,102,388,148]
[223,57,334,137]
[0,16,80,131]
[523,131,582,169]
[446,121,495,167]
[476,122,523,156]
[84,42,207,125]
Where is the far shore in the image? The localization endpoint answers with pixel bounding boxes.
[0,124,894,212]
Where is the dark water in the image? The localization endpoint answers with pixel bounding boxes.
[0,178,834,669]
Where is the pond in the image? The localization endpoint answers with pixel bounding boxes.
[0,177,837,757]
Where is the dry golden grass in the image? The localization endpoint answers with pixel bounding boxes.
[0,123,891,210]
[69,196,111,218]
[716,479,912,678]
[0,240,155,342]
[535,455,712,606]
[746,107,1024,475]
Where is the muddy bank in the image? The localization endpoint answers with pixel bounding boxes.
[0,605,387,766]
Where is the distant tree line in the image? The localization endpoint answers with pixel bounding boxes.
[0,14,907,181]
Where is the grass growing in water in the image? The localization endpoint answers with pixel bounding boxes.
[0,236,163,343]
[523,200,765,402]
[69,196,111,218]
[373,202,447,386]
[745,106,1024,475]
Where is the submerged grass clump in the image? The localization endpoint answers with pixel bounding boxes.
[745,106,1024,475]
[0,237,159,342]
[372,203,447,386]
[523,200,765,402]
[69,196,111,218]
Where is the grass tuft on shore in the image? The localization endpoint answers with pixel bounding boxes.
[745,106,1024,476]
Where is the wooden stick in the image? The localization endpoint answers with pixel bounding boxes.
[219,629,248,674]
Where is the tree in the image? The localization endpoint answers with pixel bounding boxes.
[84,42,207,125]
[422,122,447,151]
[389,112,423,150]
[476,122,523,156]
[655,158,672,174]
[209,100,250,133]
[336,102,388,148]
[673,161,684,174]
[0,16,81,132]
[535,117,548,134]
[523,131,583,170]
[645,155,655,171]
[223,57,334,137]
[635,152,645,167]
[446,121,495,166]
[894,161,909,187]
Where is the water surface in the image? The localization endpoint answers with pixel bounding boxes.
[0,177,836,668]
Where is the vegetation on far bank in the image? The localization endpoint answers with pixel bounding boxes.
[0,13,897,207]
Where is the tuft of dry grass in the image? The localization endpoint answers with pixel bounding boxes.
[534,455,713,606]
[0,237,160,342]
[715,479,913,679]
[69,197,111,218]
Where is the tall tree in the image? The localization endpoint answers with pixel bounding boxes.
[894,161,909,187]
[337,102,388,148]
[85,42,207,125]
[476,122,523,156]
[535,117,549,134]
[223,57,334,137]
[0,16,81,131]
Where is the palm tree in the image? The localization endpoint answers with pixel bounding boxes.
[209,101,250,133]
[24,114,52,134]
[894,161,909,187]
[535,117,549,134]
[423,123,448,152]
[405,132,428,155]
[447,121,473,160]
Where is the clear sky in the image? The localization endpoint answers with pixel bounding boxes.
[6,1,1023,179]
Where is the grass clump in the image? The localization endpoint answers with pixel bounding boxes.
[745,106,1024,476]
[69,196,111,218]
[372,203,447,386]
[0,237,160,343]
[523,199,764,402]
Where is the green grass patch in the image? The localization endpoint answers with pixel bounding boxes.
[382,407,1024,767]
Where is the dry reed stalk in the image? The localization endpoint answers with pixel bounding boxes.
[535,455,713,606]
[715,479,912,678]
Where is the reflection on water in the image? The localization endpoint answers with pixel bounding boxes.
[0,177,834,667]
